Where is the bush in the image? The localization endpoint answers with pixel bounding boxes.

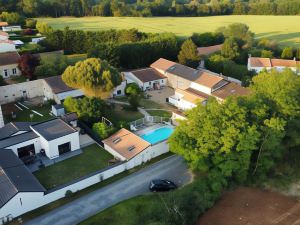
[25,19,37,28]
[23,28,36,35]
[92,122,115,139]
[65,190,75,198]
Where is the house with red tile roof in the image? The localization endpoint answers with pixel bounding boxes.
[248,56,299,74]
[0,31,9,41]
[197,44,223,56]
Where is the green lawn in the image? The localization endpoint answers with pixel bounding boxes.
[34,144,113,189]
[4,103,54,123]
[79,195,161,225]
[66,54,87,65]
[147,110,172,118]
[108,104,144,124]
[38,16,300,47]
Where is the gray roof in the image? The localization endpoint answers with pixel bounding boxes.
[53,104,64,110]
[31,119,77,141]
[44,76,74,94]
[61,113,78,123]
[0,131,39,149]
[0,149,45,208]
[0,122,37,140]
[166,64,201,82]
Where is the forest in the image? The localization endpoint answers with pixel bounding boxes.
[0,0,299,18]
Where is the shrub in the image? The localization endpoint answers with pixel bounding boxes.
[92,122,115,139]
[65,190,74,198]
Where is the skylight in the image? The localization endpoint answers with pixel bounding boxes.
[113,138,121,144]
[128,145,135,151]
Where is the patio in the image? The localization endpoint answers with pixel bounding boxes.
[26,149,83,173]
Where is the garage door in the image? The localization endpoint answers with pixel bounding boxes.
[58,142,71,155]
[17,144,35,158]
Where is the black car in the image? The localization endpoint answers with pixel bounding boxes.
[149,179,177,192]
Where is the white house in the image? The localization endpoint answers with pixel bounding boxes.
[103,128,169,169]
[0,51,21,78]
[123,68,167,91]
[247,56,300,74]
[0,31,9,41]
[0,119,80,160]
[0,40,16,53]
[2,25,22,32]
[0,149,45,222]
[43,76,84,104]
[31,37,46,44]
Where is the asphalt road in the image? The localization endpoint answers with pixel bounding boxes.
[25,155,192,225]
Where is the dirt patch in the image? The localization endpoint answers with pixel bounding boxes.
[198,187,300,225]
[1,102,18,116]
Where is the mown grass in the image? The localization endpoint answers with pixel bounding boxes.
[37,16,300,47]
[147,110,172,118]
[34,144,114,189]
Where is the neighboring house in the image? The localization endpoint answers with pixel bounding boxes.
[0,22,8,28]
[43,76,84,104]
[0,51,21,78]
[0,31,9,41]
[150,58,249,119]
[0,119,80,160]
[61,112,78,128]
[0,40,16,53]
[0,149,45,221]
[247,56,300,74]
[12,40,24,47]
[197,44,223,56]
[103,128,169,168]
[123,68,167,91]
[2,26,22,32]
[31,37,46,44]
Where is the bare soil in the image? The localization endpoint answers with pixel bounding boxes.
[198,187,300,225]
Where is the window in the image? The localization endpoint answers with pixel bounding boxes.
[117,90,122,95]
[149,82,152,85]
[12,68,17,74]
[161,80,164,83]
[3,69,8,77]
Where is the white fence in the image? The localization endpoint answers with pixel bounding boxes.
[130,116,171,128]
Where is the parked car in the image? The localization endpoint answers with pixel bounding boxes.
[149,179,177,192]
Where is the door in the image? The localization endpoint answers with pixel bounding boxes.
[58,142,71,155]
[17,144,35,158]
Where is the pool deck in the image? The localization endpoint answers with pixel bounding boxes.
[135,124,173,136]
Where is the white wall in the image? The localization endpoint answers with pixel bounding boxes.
[0,64,20,79]
[190,82,211,95]
[0,162,127,221]
[0,192,45,221]
[112,80,127,97]
[0,79,44,104]
[0,43,16,52]
[103,144,127,161]
[142,78,167,91]
[56,90,84,102]
[4,137,41,157]
[177,99,196,110]
[36,132,80,159]
[2,26,21,32]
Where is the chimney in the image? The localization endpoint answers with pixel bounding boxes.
[248,54,252,58]
[294,57,296,61]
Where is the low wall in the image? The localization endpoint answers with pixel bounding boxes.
[0,80,44,104]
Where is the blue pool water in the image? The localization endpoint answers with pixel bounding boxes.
[141,127,174,145]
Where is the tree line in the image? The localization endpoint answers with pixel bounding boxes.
[0,0,299,18]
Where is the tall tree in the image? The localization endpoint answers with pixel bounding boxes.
[18,53,40,80]
[178,39,200,68]
[281,47,294,59]
[62,58,122,98]
[221,38,240,59]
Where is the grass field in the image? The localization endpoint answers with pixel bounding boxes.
[34,144,113,189]
[38,16,300,47]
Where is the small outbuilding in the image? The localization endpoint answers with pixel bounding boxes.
[51,104,65,117]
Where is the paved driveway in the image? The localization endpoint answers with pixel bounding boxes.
[24,155,192,225]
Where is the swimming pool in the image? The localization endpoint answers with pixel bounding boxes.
[141,126,174,145]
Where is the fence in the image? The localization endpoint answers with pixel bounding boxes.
[129,116,171,128]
